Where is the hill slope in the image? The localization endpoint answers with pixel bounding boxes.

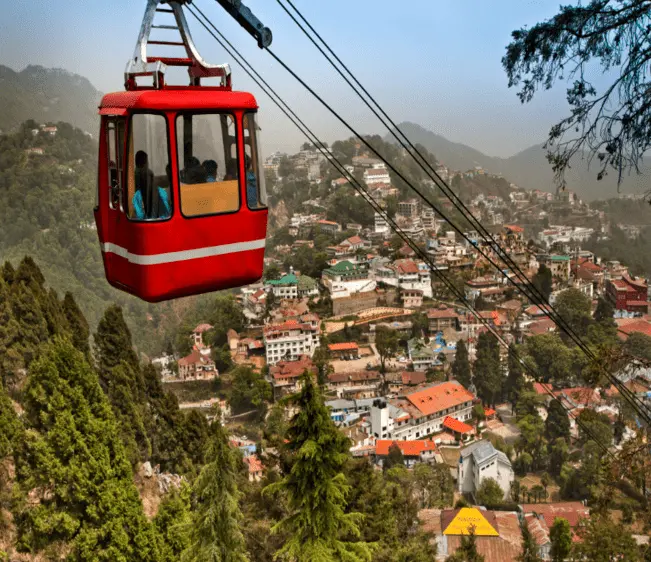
[0,65,101,135]
[388,122,650,201]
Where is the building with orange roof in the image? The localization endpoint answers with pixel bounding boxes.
[243,454,264,482]
[370,381,475,441]
[269,356,317,398]
[263,314,320,365]
[327,341,360,359]
[192,323,213,349]
[374,439,437,467]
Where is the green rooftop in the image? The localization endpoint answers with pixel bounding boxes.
[550,255,570,261]
[267,273,298,286]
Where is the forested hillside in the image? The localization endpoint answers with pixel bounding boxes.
[0,120,197,356]
[0,65,100,135]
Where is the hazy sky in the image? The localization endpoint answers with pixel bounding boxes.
[0,0,613,157]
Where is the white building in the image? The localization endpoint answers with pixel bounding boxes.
[538,225,595,246]
[263,314,321,365]
[265,272,299,299]
[458,440,514,501]
[370,381,475,441]
[375,259,433,298]
[321,261,376,298]
[374,212,390,235]
[363,166,390,185]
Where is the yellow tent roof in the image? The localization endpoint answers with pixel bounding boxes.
[443,507,499,536]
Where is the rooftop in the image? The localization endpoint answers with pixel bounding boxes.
[406,381,474,417]
[328,342,359,352]
[375,439,436,457]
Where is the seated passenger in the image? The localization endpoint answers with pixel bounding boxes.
[183,156,207,184]
[132,150,171,220]
[223,159,238,181]
[245,154,258,208]
[203,159,218,182]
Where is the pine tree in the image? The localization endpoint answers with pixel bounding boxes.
[384,442,405,470]
[15,337,161,560]
[545,400,570,441]
[94,305,150,464]
[504,343,527,406]
[451,339,472,388]
[182,420,249,562]
[62,292,90,356]
[0,277,23,387]
[445,526,485,561]
[473,333,503,406]
[265,372,373,561]
[155,485,192,562]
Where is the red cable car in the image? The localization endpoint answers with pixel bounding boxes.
[94,0,272,302]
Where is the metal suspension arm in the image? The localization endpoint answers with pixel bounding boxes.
[214,0,272,49]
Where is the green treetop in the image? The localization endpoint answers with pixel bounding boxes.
[15,337,161,560]
[182,420,249,562]
[265,371,373,561]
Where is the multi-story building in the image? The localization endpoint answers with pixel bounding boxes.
[458,440,514,501]
[178,349,217,380]
[269,356,318,398]
[315,219,342,235]
[322,260,376,298]
[375,259,433,298]
[401,288,423,309]
[542,255,571,281]
[398,199,420,218]
[263,315,321,365]
[363,166,390,185]
[374,212,390,235]
[606,276,649,314]
[427,306,460,333]
[265,273,298,299]
[370,381,475,441]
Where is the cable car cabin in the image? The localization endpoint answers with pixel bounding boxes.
[94,89,268,302]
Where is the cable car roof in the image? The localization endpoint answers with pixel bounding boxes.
[99,88,258,113]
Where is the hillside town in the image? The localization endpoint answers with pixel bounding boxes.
[156,140,651,560]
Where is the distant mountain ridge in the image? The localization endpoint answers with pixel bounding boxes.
[0,64,102,135]
[387,122,650,201]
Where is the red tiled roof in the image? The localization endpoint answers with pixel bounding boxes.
[193,323,213,333]
[504,224,524,233]
[345,235,363,245]
[443,416,474,434]
[244,454,264,474]
[520,502,589,529]
[375,439,436,456]
[395,259,419,274]
[533,382,553,396]
[406,382,475,417]
[427,307,459,319]
[527,318,556,335]
[524,305,550,317]
[484,408,496,417]
[402,371,427,386]
[327,342,359,351]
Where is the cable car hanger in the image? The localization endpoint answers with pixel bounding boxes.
[125,0,272,90]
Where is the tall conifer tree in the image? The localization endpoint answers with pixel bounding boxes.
[15,338,161,560]
[265,372,373,561]
[182,420,249,562]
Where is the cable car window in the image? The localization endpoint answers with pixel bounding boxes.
[106,119,125,211]
[176,113,239,217]
[243,113,267,209]
[126,113,172,221]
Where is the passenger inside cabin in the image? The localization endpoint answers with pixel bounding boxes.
[203,159,218,182]
[183,156,207,184]
[245,154,258,208]
[132,150,171,220]
[223,158,238,181]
